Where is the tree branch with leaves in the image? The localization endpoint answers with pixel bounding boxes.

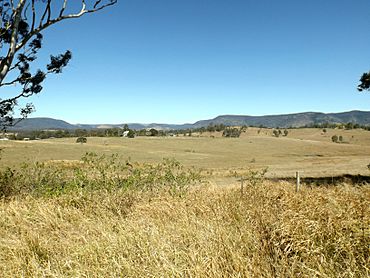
[0,0,117,129]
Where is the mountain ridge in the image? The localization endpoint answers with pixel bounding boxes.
[7,110,370,131]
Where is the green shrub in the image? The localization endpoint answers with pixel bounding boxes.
[234,168,268,187]
[127,130,135,138]
[76,137,87,143]
[0,168,16,197]
[0,153,201,198]
[222,128,241,138]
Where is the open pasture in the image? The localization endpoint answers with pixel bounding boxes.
[1,128,370,178]
[0,128,369,277]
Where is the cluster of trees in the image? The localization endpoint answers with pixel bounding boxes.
[331,135,344,143]
[136,128,164,137]
[8,126,174,140]
[171,124,227,136]
[272,129,289,137]
[203,124,226,132]
[7,129,71,140]
[305,122,370,130]
[222,127,242,138]
[7,127,130,140]
[172,124,248,137]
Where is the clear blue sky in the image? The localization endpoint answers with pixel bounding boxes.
[25,0,370,124]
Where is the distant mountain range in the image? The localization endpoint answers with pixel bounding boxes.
[191,110,370,129]
[8,110,370,131]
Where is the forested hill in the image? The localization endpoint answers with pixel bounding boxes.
[192,111,370,128]
[8,111,370,130]
[8,118,76,130]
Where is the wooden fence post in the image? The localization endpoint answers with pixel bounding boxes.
[296,171,300,192]
[240,177,244,195]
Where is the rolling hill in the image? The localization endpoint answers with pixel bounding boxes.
[192,111,370,128]
[7,110,370,131]
[8,118,76,130]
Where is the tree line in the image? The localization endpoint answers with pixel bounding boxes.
[3,121,370,141]
[303,122,370,131]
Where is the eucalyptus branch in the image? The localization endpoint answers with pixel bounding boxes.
[31,0,36,31]
[8,47,34,72]
[39,0,51,27]
[17,0,117,53]
[0,78,20,86]
[0,0,117,130]
[59,0,67,17]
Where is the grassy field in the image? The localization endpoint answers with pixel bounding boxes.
[0,128,369,277]
[0,181,368,277]
[1,127,370,178]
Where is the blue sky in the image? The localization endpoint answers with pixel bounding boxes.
[23,0,370,124]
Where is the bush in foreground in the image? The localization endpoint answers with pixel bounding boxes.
[0,152,201,198]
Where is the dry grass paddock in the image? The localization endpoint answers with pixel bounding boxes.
[0,128,369,277]
[1,127,370,178]
[0,181,368,277]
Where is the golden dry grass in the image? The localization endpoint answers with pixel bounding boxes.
[0,128,369,276]
[1,127,370,178]
[0,182,368,277]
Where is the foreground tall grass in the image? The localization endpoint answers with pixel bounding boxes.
[0,154,368,277]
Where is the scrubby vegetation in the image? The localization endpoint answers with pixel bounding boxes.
[332,135,345,143]
[222,127,242,138]
[0,154,368,277]
[0,153,200,198]
[76,137,87,144]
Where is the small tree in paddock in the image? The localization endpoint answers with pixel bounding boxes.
[127,130,135,138]
[76,137,87,144]
[283,129,288,136]
[331,135,338,143]
[222,127,241,138]
[149,128,159,136]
